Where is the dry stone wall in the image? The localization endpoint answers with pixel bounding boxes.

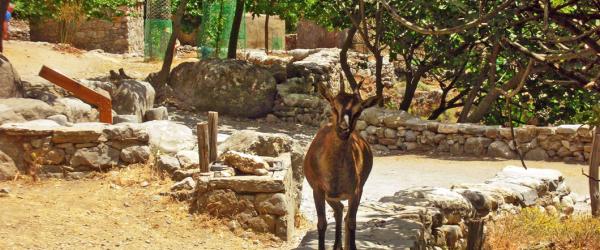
[29,5,144,54]
[272,48,394,126]
[354,107,593,163]
[0,120,150,179]
[192,153,297,240]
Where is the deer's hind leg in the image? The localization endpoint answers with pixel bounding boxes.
[327,200,344,250]
[313,189,327,250]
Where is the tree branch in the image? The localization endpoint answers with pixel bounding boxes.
[379,0,514,35]
[502,37,595,89]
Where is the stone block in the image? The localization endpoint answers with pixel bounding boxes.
[438,123,459,134]
[144,106,169,121]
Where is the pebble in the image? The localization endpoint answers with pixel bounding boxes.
[140,181,149,187]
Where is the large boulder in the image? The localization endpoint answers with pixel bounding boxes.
[0,150,18,181]
[112,80,155,122]
[0,98,59,124]
[52,97,99,122]
[0,54,23,98]
[20,78,67,103]
[169,59,277,118]
[218,130,296,157]
[139,120,195,154]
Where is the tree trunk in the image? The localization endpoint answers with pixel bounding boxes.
[146,0,189,102]
[0,0,9,52]
[429,105,447,120]
[399,76,421,111]
[227,0,245,59]
[429,87,451,120]
[459,43,500,122]
[590,128,600,217]
[264,14,270,54]
[375,52,384,106]
[466,65,525,123]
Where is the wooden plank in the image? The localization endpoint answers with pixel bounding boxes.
[208,111,219,163]
[590,129,600,217]
[38,65,113,124]
[197,122,210,173]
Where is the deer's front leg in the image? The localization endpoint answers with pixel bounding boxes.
[327,200,344,250]
[314,189,327,250]
[344,189,363,250]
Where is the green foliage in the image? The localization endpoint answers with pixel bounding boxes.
[247,0,316,33]
[13,0,138,19]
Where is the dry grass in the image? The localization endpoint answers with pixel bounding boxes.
[0,162,298,249]
[486,208,600,250]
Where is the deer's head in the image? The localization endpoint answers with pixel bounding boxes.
[318,78,379,140]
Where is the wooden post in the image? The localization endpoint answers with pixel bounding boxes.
[466,219,485,250]
[590,128,600,217]
[208,111,219,163]
[197,122,210,173]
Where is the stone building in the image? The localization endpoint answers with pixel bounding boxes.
[29,4,144,54]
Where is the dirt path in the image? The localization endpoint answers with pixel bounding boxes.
[3,40,195,81]
[300,154,588,222]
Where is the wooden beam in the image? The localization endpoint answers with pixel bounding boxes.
[208,111,219,163]
[38,65,113,124]
[197,122,210,173]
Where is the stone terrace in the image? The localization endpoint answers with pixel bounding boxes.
[0,120,150,179]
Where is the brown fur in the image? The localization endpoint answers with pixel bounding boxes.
[304,82,378,250]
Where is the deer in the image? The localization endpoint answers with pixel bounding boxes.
[304,77,379,250]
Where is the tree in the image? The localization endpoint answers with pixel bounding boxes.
[381,0,599,123]
[227,0,244,59]
[146,0,189,101]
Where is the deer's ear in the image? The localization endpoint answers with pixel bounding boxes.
[361,96,380,109]
[318,82,334,103]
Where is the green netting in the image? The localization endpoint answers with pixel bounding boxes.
[271,36,284,50]
[197,0,246,59]
[144,19,173,61]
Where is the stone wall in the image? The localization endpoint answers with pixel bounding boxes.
[8,19,30,41]
[296,20,347,49]
[271,48,394,125]
[192,152,297,240]
[0,120,150,179]
[29,5,144,54]
[354,107,593,163]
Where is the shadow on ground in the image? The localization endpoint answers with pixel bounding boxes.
[294,203,424,250]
